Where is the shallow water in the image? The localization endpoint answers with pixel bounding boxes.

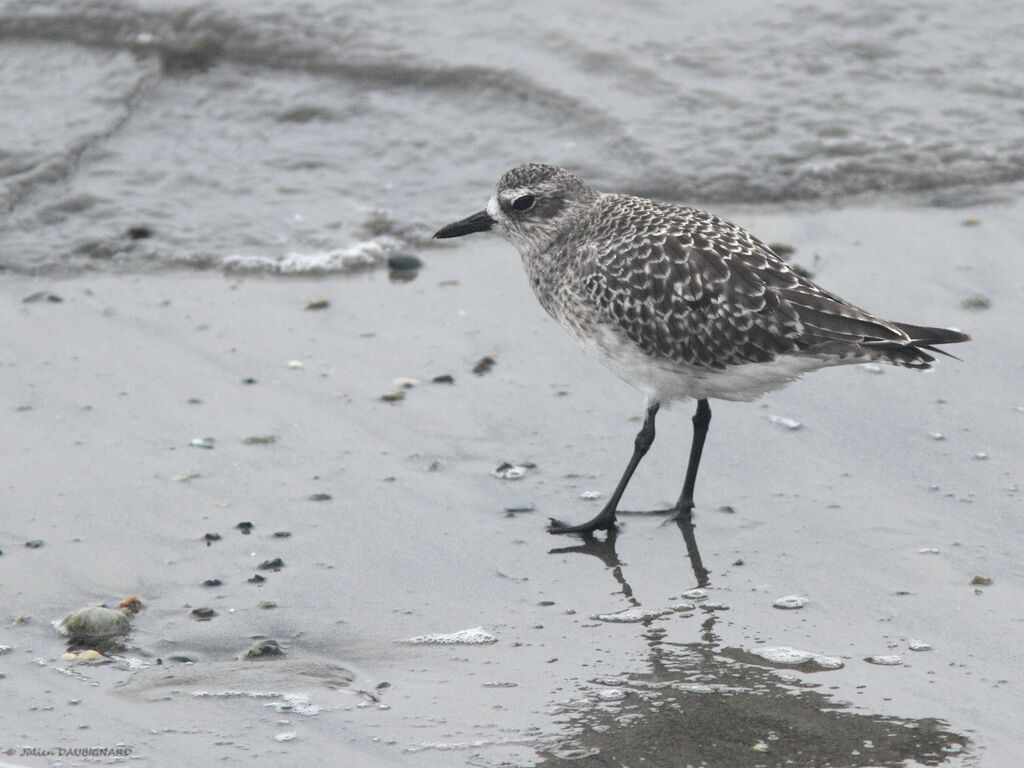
[3,0,1024,273]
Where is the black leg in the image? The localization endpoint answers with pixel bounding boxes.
[672,398,711,517]
[548,403,661,535]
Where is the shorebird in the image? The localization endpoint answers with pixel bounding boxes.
[434,164,969,536]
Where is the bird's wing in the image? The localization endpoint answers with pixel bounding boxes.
[576,201,910,368]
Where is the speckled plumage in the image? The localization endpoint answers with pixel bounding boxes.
[465,163,967,404]
[434,163,969,535]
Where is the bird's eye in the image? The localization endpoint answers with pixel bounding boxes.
[511,195,536,212]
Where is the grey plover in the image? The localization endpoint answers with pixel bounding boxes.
[435,163,969,536]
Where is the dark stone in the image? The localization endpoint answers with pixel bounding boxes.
[387,254,423,271]
[472,355,496,375]
[247,639,284,658]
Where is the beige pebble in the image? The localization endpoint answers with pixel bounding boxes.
[60,652,78,661]
[78,649,103,661]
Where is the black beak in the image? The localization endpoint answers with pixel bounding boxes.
[433,210,494,239]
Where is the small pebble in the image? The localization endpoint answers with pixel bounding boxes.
[235,521,254,534]
[493,462,527,480]
[287,360,304,369]
[190,437,215,449]
[60,652,78,661]
[959,293,990,310]
[259,601,278,609]
[247,639,284,658]
[203,532,221,545]
[243,435,277,445]
[579,491,602,501]
[380,390,405,402]
[387,254,423,271]
[308,493,332,502]
[272,531,292,538]
[504,503,536,514]
[202,578,222,587]
[970,575,992,586]
[78,649,103,661]
[864,654,902,666]
[248,574,267,584]
[773,595,807,610]
[472,355,496,375]
[25,540,45,549]
[58,606,130,639]
[258,558,285,570]
[191,608,217,620]
[22,291,64,303]
[768,415,802,430]
[432,374,455,384]
[305,299,330,310]
[908,639,933,652]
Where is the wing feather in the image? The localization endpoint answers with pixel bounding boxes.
[574,196,941,368]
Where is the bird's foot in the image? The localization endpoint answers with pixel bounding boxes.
[618,501,695,520]
[547,509,618,536]
[617,507,676,516]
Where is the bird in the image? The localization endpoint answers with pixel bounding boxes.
[434,163,969,536]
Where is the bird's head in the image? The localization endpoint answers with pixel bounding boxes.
[434,163,599,256]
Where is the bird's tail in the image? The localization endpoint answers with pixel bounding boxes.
[864,322,971,369]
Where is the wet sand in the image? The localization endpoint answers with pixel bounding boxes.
[1,201,1020,767]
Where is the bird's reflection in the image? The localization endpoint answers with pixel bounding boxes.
[548,528,638,606]
[548,513,709,597]
[543,517,972,766]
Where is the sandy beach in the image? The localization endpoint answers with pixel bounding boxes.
[1,200,1020,766]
